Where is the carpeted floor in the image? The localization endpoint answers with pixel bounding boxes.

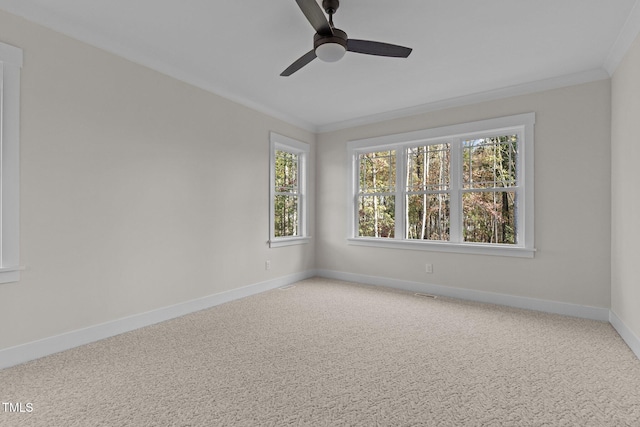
[1,278,639,426]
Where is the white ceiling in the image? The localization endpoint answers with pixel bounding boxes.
[0,0,638,132]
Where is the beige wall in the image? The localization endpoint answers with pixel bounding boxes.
[0,10,315,350]
[611,33,640,339]
[317,80,612,308]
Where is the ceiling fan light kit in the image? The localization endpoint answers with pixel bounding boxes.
[314,29,347,62]
[281,0,412,76]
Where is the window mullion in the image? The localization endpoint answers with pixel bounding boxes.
[395,147,406,239]
[449,139,462,243]
[297,154,305,237]
[350,152,360,238]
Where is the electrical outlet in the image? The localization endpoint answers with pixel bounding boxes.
[425,263,433,274]
[265,260,271,270]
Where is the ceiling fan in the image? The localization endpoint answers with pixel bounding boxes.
[281,0,413,76]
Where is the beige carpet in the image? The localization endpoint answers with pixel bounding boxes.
[1,278,639,426]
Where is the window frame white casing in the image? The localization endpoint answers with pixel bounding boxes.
[269,132,311,248]
[347,113,535,258]
[0,41,23,284]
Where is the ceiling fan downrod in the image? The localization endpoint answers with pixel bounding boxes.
[323,0,339,27]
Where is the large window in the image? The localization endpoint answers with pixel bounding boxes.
[348,113,535,257]
[269,132,310,247]
[0,41,23,284]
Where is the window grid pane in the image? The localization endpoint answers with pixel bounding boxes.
[274,195,299,237]
[275,150,299,193]
[463,191,516,244]
[359,151,396,194]
[406,144,450,192]
[463,135,517,189]
[358,195,395,238]
[406,193,450,241]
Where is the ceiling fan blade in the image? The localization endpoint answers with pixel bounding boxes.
[295,0,333,36]
[281,50,317,76]
[347,39,412,58]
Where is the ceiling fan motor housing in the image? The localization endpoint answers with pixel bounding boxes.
[314,28,347,50]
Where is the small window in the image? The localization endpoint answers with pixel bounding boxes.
[274,149,300,237]
[269,133,310,247]
[347,113,535,257]
[0,42,23,284]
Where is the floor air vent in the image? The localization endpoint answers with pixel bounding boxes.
[414,292,437,299]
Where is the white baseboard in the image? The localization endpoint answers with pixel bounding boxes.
[609,311,640,360]
[316,269,611,322]
[3,270,632,370]
[0,270,316,370]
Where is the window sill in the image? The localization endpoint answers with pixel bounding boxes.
[0,266,25,284]
[347,238,535,258]
[269,237,311,248]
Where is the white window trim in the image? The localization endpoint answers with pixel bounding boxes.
[0,41,23,283]
[347,113,535,258]
[268,132,311,248]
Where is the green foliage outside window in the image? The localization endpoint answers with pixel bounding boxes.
[356,135,519,244]
[274,150,299,237]
[358,151,395,238]
[462,135,518,244]
[406,144,450,240]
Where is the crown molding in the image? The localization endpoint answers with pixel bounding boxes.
[316,68,610,133]
[604,0,640,75]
